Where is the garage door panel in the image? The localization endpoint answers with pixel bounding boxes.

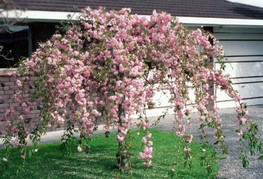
[215,33,263,40]
[220,41,263,56]
[214,27,263,34]
[215,62,263,78]
[231,77,263,84]
[215,56,263,63]
[216,98,263,109]
[216,82,263,101]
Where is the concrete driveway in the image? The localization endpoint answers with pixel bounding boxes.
[152,105,263,179]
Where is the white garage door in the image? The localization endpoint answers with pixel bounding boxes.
[144,27,263,117]
[214,27,263,108]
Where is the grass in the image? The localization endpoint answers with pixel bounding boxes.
[0,129,218,178]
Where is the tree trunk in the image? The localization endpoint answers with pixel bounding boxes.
[116,104,131,170]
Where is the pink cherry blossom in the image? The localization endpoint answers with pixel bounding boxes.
[77,146,82,152]
[142,137,147,144]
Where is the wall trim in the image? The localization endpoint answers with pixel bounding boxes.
[0,68,17,76]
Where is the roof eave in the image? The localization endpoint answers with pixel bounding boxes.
[177,16,263,27]
[2,10,263,27]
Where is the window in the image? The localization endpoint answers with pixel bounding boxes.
[0,26,29,68]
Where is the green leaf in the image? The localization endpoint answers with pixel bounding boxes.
[28,149,32,158]
[242,158,249,168]
[258,155,263,160]
[140,23,149,34]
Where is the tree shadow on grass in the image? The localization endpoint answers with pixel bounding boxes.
[1,144,122,178]
[0,129,218,179]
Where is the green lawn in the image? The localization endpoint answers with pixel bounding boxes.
[0,129,218,178]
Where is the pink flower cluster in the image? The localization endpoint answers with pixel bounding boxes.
[139,130,153,167]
